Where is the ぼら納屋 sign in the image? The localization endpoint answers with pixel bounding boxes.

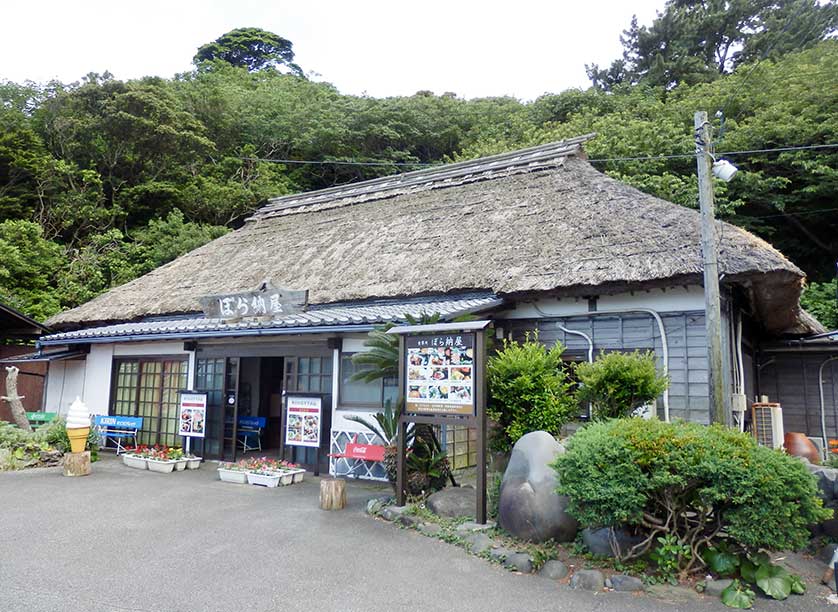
[285,395,322,448]
[178,392,207,438]
[405,333,476,417]
[199,284,308,321]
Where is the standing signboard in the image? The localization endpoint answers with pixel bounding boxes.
[283,394,323,475]
[406,333,476,417]
[388,321,490,524]
[178,391,208,455]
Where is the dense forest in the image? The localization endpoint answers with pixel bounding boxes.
[1,2,837,327]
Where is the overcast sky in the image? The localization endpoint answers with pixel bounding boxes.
[0,0,666,100]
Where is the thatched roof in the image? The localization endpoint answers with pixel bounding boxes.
[48,136,806,333]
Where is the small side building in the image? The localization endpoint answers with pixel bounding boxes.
[0,303,51,420]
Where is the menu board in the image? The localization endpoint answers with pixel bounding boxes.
[406,333,475,416]
[285,395,322,448]
[178,392,207,438]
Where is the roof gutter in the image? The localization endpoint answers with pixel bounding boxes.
[37,323,379,348]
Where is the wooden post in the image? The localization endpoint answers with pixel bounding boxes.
[695,111,726,425]
[63,451,91,477]
[319,477,346,510]
[396,335,407,506]
[475,330,487,524]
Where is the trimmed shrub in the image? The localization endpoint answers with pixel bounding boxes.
[553,418,831,575]
[487,332,577,453]
[575,350,668,420]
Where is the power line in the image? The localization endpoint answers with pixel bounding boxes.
[239,143,838,169]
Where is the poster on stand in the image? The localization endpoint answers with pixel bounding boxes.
[178,392,208,438]
[405,332,476,416]
[285,395,322,448]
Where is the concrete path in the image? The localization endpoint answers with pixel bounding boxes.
[0,456,828,611]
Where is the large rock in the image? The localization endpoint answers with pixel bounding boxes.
[539,560,569,580]
[426,486,476,519]
[497,431,578,543]
[582,527,644,558]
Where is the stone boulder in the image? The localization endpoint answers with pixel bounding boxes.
[582,527,644,558]
[497,431,578,543]
[426,486,476,519]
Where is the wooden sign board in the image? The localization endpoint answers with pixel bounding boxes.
[387,320,491,524]
[200,284,307,321]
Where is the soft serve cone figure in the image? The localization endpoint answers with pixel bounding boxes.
[66,397,90,454]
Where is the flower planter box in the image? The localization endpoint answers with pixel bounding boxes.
[247,472,281,488]
[122,454,147,470]
[277,471,294,486]
[174,459,188,471]
[217,468,247,484]
[290,469,305,484]
[186,457,202,470]
[146,458,177,474]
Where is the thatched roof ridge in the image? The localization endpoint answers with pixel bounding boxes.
[47,137,805,332]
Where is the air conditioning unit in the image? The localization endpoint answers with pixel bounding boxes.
[752,402,784,450]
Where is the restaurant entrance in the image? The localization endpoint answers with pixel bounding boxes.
[192,349,332,472]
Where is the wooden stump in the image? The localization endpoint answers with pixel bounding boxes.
[319,477,346,510]
[63,451,91,477]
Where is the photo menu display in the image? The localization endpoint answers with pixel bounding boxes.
[406,333,475,416]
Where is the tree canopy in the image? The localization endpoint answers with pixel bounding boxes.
[587,0,838,90]
[193,27,304,75]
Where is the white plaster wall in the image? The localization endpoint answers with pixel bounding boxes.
[44,361,66,413]
[498,286,705,319]
[113,341,188,356]
[81,344,114,416]
[55,361,85,416]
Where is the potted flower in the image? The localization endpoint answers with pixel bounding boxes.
[122,445,149,470]
[146,445,178,474]
[246,467,282,488]
[217,459,248,484]
[168,446,188,471]
[184,452,202,470]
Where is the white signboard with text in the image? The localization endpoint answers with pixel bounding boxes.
[179,392,207,438]
[284,395,322,448]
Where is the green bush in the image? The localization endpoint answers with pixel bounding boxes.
[575,350,669,420]
[37,417,99,461]
[553,418,831,576]
[487,332,577,453]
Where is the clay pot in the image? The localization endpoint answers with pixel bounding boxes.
[784,432,821,465]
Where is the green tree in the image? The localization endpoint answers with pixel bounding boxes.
[587,0,838,90]
[193,27,303,75]
[0,220,65,319]
[801,279,838,329]
[487,333,578,452]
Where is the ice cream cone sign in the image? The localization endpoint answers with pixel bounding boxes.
[66,397,90,454]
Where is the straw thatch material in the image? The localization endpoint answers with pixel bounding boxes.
[48,140,806,333]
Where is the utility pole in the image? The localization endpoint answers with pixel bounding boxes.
[695,111,726,425]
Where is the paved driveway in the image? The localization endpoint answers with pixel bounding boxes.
[0,456,828,612]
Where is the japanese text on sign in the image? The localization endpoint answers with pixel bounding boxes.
[405,333,476,417]
[199,285,307,320]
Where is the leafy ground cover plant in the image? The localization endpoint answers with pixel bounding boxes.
[553,418,831,580]
[487,332,577,452]
[574,350,668,420]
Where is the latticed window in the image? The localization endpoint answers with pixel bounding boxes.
[445,425,477,470]
[111,358,188,447]
[284,356,333,394]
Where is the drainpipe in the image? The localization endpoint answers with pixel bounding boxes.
[556,323,594,420]
[819,356,838,457]
[532,305,670,422]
